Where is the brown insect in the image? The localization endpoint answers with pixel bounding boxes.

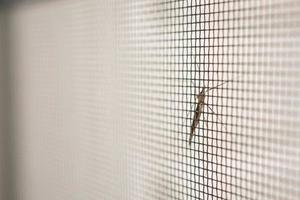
[189,81,229,145]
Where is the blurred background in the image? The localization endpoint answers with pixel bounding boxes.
[0,0,300,200]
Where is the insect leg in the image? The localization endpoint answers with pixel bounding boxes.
[186,100,196,119]
[205,104,227,132]
[186,68,201,119]
[205,80,230,92]
[188,133,193,145]
[202,114,208,130]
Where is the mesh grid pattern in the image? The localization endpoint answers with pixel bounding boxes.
[3,0,300,200]
[123,0,300,199]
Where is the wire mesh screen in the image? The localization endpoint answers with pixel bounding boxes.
[122,0,300,199]
[2,0,300,200]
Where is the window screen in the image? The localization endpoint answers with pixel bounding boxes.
[2,0,300,200]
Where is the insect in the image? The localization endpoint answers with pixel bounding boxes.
[189,80,229,145]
